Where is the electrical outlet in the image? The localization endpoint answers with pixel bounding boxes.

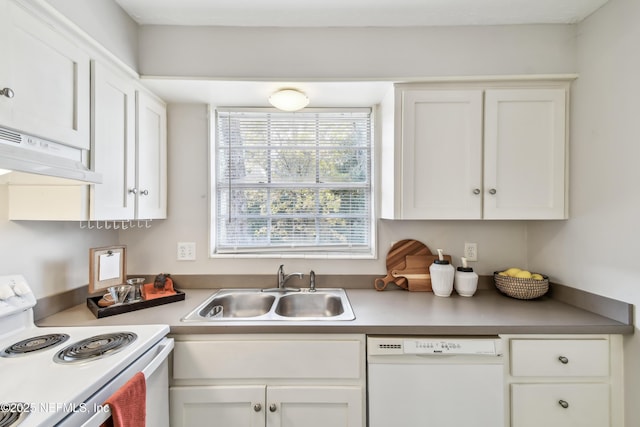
[464,242,478,261]
[177,242,196,261]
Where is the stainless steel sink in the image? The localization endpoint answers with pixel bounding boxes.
[196,291,276,318]
[275,293,345,318]
[181,288,355,321]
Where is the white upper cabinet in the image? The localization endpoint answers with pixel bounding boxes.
[0,0,90,149]
[399,89,484,219]
[382,80,570,220]
[90,64,167,221]
[483,88,567,219]
[90,61,137,220]
[8,63,168,222]
[3,0,168,222]
[90,62,167,221]
[136,90,167,220]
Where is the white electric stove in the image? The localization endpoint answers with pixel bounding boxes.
[0,275,172,427]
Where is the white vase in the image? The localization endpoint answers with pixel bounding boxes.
[430,261,454,297]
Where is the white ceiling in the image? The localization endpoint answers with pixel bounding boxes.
[115,0,609,27]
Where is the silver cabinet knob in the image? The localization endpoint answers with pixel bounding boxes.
[128,188,137,195]
[0,88,14,98]
[558,356,569,364]
[488,188,497,195]
[253,403,262,412]
[269,403,277,412]
[140,189,149,196]
[473,188,481,195]
[558,400,569,409]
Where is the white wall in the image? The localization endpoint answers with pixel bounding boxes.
[527,0,640,424]
[0,185,119,297]
[45,0,139,70]
[138,24,576,79]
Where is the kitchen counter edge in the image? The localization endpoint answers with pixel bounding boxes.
[36,287,634,336]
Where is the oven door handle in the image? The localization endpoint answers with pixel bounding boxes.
[142,337,174,379]
[79,337,174,427]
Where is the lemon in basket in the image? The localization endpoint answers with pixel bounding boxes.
[514,270,532,279]
[503,267,521,277]
[531,273,544,281]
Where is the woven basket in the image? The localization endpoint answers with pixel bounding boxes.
[494,272,549,300]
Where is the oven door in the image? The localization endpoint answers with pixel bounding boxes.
[58,337,174,427]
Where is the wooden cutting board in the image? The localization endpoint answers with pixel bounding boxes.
[374,240,452,291]
[374,239,430,291]
[392,254,452,291]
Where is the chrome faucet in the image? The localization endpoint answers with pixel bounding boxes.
[309,270,316,292]
[276,264,304,290]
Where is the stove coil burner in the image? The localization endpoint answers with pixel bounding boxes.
[54,332,137,364]
[0,403,29,427]
[0,333,70,358]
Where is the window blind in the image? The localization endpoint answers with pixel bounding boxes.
[214,109,372,254]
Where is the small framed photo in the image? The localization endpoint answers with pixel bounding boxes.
[89,245,126,295]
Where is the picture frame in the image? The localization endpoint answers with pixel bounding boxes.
[88,245,126,295]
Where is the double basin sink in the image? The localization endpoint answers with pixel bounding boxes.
[181,288,355,322]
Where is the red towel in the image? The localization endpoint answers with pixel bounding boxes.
[101,372,146,427]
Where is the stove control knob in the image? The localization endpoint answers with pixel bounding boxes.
[12,283,31,296]
[0,284,15,300]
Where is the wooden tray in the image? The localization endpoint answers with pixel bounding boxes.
[87,290,185,318]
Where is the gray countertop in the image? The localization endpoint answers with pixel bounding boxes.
[37,287,633,335]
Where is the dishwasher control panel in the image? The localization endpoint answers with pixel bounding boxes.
[404,339,500,355]
[368,337,503,356]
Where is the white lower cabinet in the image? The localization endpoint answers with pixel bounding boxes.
[504,335,623,427]
[511,383,609,427]
[170,335,366,427]
[171,385,362,427]
[267,386,362,427]
[171,386,265,427]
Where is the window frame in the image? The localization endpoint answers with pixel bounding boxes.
[209,107,376,259]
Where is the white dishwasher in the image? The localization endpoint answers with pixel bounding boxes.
[367,336,505,427]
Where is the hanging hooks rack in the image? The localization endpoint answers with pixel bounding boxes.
[78,220,155,230]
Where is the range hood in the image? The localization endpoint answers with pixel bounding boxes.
[0,126,101,185]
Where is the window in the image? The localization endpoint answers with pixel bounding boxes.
[212,108,373,256]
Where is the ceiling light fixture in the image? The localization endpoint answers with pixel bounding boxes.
[268,89,309,112]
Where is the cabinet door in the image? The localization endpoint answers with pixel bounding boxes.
[170,385,266,427]
[401,90,483,219]
[0,0,12,120]
[0,1,90,149]
[136,90,167,219]
[511,383,609,427]
[267,386,363,427]
[90,61,136,220]
[484,89,567,219]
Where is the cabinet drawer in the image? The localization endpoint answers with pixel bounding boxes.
[510,339,609,377]
[511,383,609,427]
[174,339,362,380]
